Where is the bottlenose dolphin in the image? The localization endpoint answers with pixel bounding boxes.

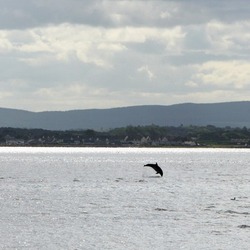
[144,162,163,177]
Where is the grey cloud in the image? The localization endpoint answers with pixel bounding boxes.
[1,0,250,30]
[0,0,110,29]
[126,39,166,54]
[1,0,250,111]
[162,52,238,67]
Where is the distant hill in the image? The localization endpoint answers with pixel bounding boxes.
[0,101,250,130]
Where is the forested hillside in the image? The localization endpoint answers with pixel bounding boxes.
[1,125,250,147]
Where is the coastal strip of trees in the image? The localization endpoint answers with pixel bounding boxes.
[1,125,250,147]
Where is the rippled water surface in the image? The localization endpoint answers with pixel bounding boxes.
[0,147,249,249]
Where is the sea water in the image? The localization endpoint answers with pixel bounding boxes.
[0,147,249,250]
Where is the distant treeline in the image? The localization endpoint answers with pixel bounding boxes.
[1,125,250,147]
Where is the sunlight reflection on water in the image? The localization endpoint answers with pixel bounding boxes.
[0,147,249,249]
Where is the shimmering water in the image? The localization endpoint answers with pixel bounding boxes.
[0,147,249,249]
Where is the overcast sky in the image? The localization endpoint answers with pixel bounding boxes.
[1,0,250,111]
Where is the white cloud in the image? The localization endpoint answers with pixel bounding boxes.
[0,23,185,69]
[137,65,154,80]
[206,20,250,53]
[194,60,250,89]
[0,32,13,52]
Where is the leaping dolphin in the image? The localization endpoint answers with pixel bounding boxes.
[144,162,163,177]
